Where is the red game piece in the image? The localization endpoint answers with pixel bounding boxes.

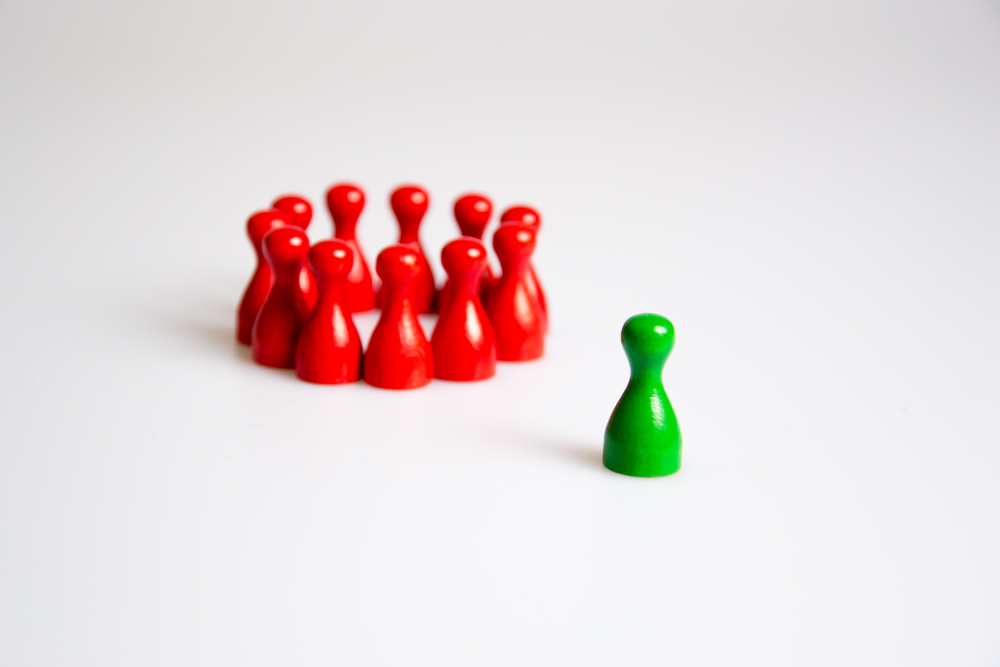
[485,223,545,361]
[325,184,376,312]
[364,245,433,389]
[431,238,497,381]
[272,195,319,310]
[439,194,495,313]
[237,209,290,344]
[272,195,313,230]
[455,194,493,238]
[251,226,312,368]
[500,205,547,327]
[377,185,436,313]
[499,205,540,230]
[294,240,363,384]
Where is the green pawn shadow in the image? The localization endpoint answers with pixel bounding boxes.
[603,314,682,477]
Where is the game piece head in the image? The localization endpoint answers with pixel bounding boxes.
[390,185,429,223]
[621,313,675,375]
[326,183,365,224]
[441,237,488,282]
[453,194,493,238]
[247,209,291,249]
[307,239,354,282]
[376,244,422,285]
[492,222,536,268]
[500,205,541,231]
[272,195,313,229]
[262,226,310,274]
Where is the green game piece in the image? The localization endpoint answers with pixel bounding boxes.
[603,313,682,477]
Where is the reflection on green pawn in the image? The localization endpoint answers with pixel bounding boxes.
[603,313,682,477]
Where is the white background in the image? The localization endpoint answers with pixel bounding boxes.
[2,0,999,664]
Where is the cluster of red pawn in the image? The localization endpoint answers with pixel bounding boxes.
[236,183,548,389]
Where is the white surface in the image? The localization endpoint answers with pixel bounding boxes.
[2,0,1000,664]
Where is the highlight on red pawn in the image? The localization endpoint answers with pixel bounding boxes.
[454,194,493,239]
[439,193,494,314]
[499,203,547,329]
[485,222,545,362]
[500,204,541,230]
[364,244,434,390]
[382,184,436,314]
[272,194,313,230]
[294,239,363,385]
[251,226,313,369]
[326,183,376,313]
[237,209,292,345]
[431,237,497,382]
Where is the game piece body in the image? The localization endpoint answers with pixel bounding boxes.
[364,245,433,389]
[431,238,496,381]
[326,184,376,312]
[294,240,363,384]
[272,195,319,310]
[500,205,547,328]
[484,223,545,361]
[603,314,681,477]
[237,209,289,344]
[251,227,312,368]
[377,186,436,313]
[439,194,495,312]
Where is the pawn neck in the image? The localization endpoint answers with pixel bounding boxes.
[334,219,357,241]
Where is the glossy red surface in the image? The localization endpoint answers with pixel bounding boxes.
[364,245,433,389]
[499,205,547,328]
[273,195,319,309]
[237,209,289,344]
[431,238,497,381]
[485,223,545,361]
[326,183,376,313]
[378,185,436,313]
[454,194,493,238]
[251,226,313,368]
[272,195,313,230]
[499,205,541,230]
[294,240,363,384]
[440,193,496,313]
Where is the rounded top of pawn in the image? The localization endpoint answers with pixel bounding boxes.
[376,244,422,283]
[621,314,675,373]
[262,226,310,273]
[500,205,541,231]
[453,194,492,238]
[272,195,313,230]
[441,237,488,279]
[307,239,354,279]
[390,185,429,221]
[493,222,536,266]
[247,209,291,248]
[326,183,365,222]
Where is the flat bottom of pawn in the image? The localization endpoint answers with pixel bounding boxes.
[602,447,681,478]
[363,377,432,390]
